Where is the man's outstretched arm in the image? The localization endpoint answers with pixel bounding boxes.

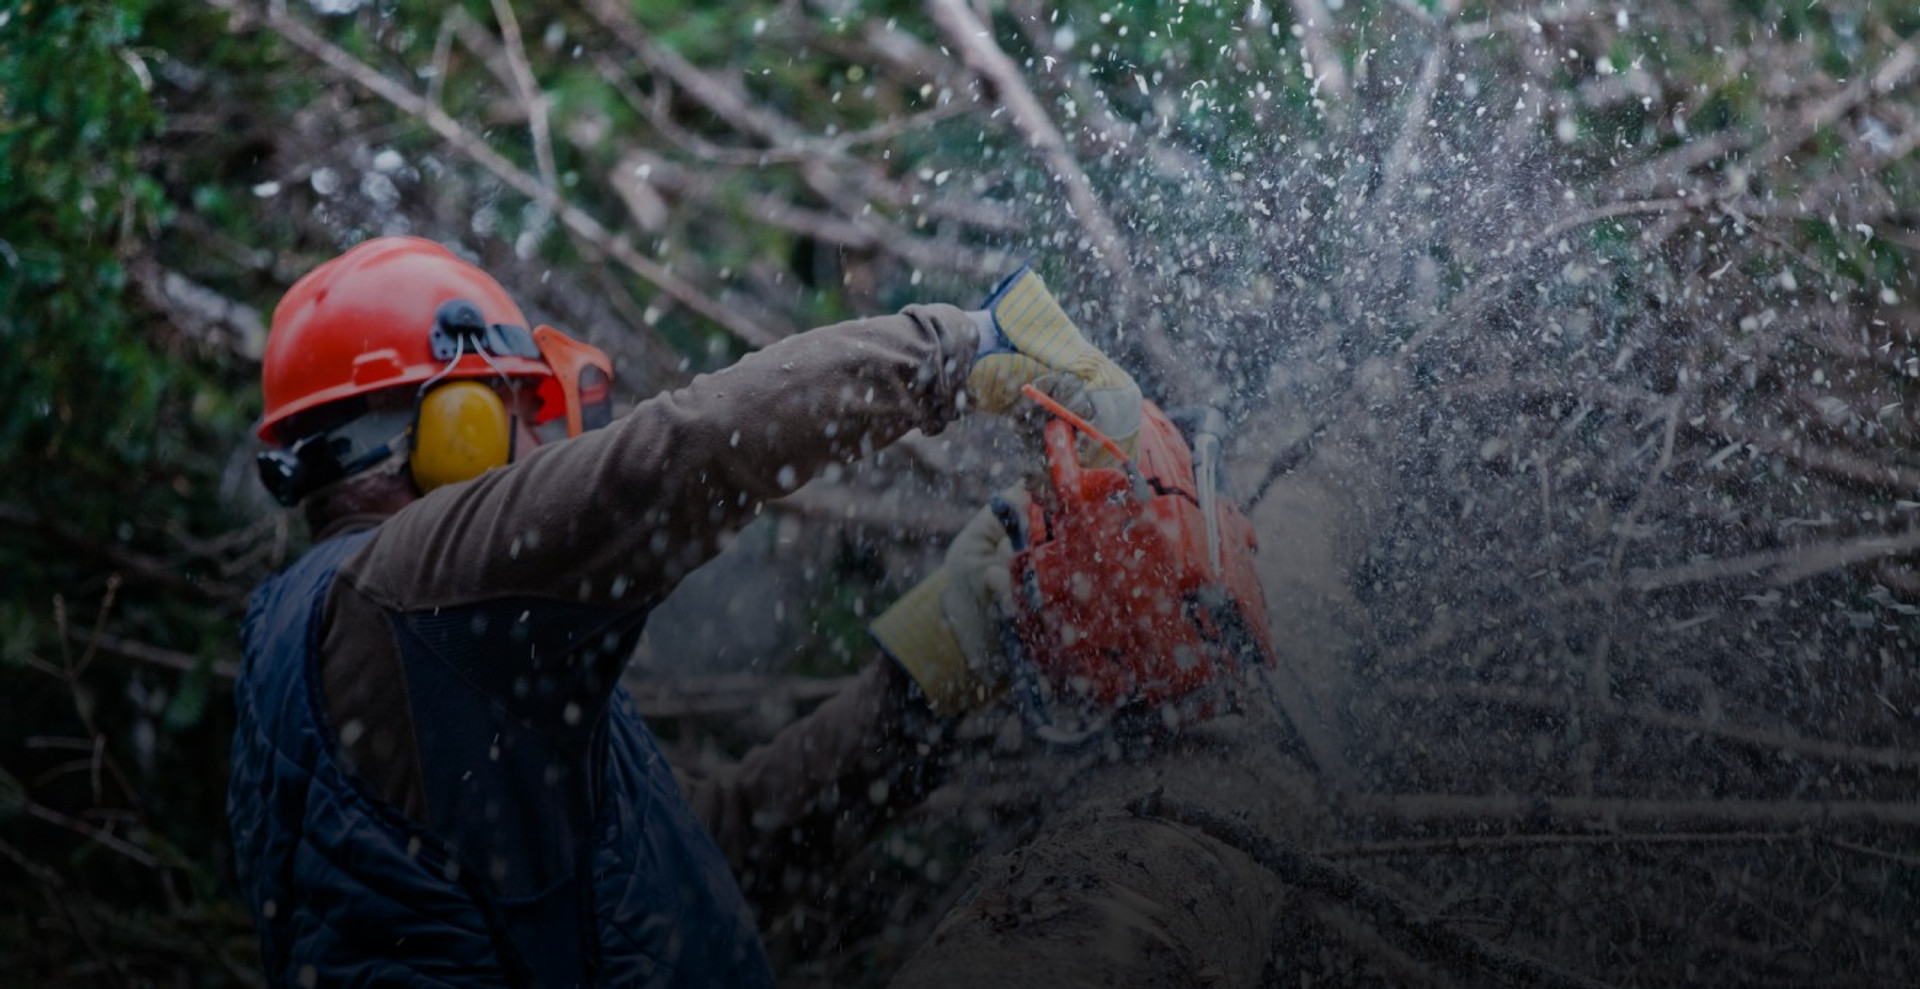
[346,303,981,614]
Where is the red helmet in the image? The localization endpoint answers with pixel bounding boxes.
[258,236,555,443]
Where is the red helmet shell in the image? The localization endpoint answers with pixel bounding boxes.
[258,236,553,443]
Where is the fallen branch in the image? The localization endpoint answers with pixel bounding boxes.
[628,672,857,721]
[1371,522,1920,679]
[1344,792,1920,829]
[1621,528,1920,596]
[1133,793,1613,989]
[0,503,247,604]
[62,628,239,681]
[1386,679,1919,770]
[1319,829,1805,860]
[1827,835,1920,868]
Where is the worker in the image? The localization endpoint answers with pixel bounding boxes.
[226,235,1140,987]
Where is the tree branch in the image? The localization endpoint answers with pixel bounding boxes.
[1133,793,1613,989]
[1379,679,1920,770]
[488,0,559,196]
[63,628,239,681]
[211,0,786,348]
[1344,792,1920,829]
[922,0,1197,397]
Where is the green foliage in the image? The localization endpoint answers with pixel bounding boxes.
[0,2,274,983]
[0,0,162,465]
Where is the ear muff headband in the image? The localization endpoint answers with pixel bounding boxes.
[411,380,513,493]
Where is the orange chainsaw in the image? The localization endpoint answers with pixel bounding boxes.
[994,385,1277,743]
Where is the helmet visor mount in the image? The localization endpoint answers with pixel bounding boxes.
[429,298,545,364]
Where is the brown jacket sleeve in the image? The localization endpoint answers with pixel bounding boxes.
[342,303,978,611]
[320,304,977,823]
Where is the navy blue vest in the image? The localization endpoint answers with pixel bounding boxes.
[227,531,773,987]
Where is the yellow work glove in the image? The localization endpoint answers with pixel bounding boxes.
[967,266,1142,457]
[870,492,1024,717]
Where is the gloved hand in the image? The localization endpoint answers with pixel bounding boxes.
[967,266,1142,457]
[870,491,1027,717]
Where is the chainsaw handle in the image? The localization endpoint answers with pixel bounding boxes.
[1024,383,1149,504]
[1000,616,1110,747]
[988,493,1029,551]
[1042,418,1085,502]
[1022,382,1131,465]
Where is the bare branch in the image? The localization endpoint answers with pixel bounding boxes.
[488,0,559,195]
[629,672,856,721]
[580,0,802,146]
[1320,829,1810,860]
[1451,1,1601,43]
[1291,0,1351,107]
[1625,528,1920,594]
[0,502,247,604]
[923,0,1122,268]
[610,149,1005,276]
[1003,0,1212,179]
[922,0,1197,396]
[1828,836,1920,868]
[1378,680,1920,770]
[63,629,239,681]
[1370,36,1446,214]
[1618,30,1920,199]
[128,257,267,361]
[210,0,787,348]
[1345,792,1920,829]
[1133,793,1613,989]
[20,798,160,869]
[424,11,455,111]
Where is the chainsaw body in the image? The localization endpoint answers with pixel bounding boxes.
[1004,400,1275,736]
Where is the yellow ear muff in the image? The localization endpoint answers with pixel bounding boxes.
[411,380,512,493]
